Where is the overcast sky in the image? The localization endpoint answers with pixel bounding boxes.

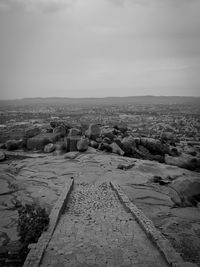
[0,0,200,99]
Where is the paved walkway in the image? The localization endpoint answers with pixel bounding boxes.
[40,182,168,267]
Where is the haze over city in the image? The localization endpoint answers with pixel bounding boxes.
[0,0,200,99]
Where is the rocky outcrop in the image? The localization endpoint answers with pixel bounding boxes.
[44,143,55,153]
[140,138,165,155]
[27,133,60,151]
[110,142,125,156]
[68,128,81,137]
[101,127,115,141]
[53,125,66,136]
[5,139,23,151]
[103,137,112,144]
[89,140,99,149]
[122,136,136,155]
[77,138,89,152]
[170,176,200,206]
[0,151,6,161]
[25,127,40,138]
[98,143,112,152]
[161,131,177,145]
[86,124,100,140]
[168,146,180,157]
[165,153,200,171]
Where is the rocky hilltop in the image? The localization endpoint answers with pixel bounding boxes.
[1,120,200,171]
[0,95,200,266]
[0,120,200,265]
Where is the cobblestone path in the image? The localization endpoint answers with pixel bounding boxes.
[40,182,168,267]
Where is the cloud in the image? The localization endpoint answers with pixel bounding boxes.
[0,0,75,13]
[108,0,198,8]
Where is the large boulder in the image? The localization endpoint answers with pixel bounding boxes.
[101,127,115,141]
[110,142,125,156]
[161,132,177,145]
[27,133,60,151]
[77,138,89,152]
[0,143,6,149]
[53,125,66,136]
[0,151,6,162]
[25,127,40,138]
[98,143,112,152]
[168,146,180,157]
[89,140,99,149]
[170,176,200,206]
[44,143,55,153]
[103,137,112,144]
[5,139,23,151]
[140,138,164,155]
[86,124,100,140]
[68,128,81,137]
[183,146,197,157]
[122,136,136,155]
[165,153,200,171]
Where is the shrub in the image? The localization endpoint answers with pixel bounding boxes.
[17,204,49,246]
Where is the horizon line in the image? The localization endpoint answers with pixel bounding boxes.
[1,95,200,101]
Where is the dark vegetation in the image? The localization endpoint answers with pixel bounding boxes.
[0,203,49,267]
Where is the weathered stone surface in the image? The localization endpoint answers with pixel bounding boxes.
[27,133,60,151]
[86,124,100,140]
[86,147,97,153]
[168,146,180,157]
[44,143,55,153]
[0,143,6,149]
[113,138,123,149]
[68,128,81,137]
[122,136,136,155]
[165,153,200,171]
[5,139,23,151]
[140,137,164,155]
[171,176,200,206]
[183,146,197,157]
[110,142,125,156]
[0,151,6,162]
[101,127,115,140]
[63,151,79,159]
[161,132,177,145]
[53,125,66,136]
[77,137,89,152]
[1,150,200,266]
[103,137,112,144]
[117,163,135,170]
[25,127,40,138]
[89,140,98,149]
[98,142,112,152]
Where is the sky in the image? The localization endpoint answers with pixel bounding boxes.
[0,0,200,99]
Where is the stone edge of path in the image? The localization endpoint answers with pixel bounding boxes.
[110,181,198,267]
[23,177,74,267]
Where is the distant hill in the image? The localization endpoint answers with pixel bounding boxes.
[0,95,200,107]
